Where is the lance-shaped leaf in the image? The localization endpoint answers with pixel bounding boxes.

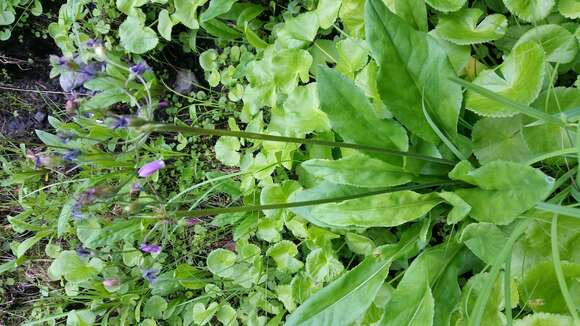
[380,244,464,326]
[286,243,403,326]
[502,0,555,22]
[465,41,545,117]
[301,153,414,188]
[434,8,507,45]
[316,66,408,164]
[449,161,553,224]
[308,190,443,228]
[515,24,579,64]
[366,0,462,144]
[424,0,466,12]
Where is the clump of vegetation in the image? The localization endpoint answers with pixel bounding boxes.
[1,0,579,325]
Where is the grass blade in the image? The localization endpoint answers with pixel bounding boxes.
[536,202,580,219]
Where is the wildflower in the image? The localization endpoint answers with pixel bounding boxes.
[142,268,160,283]
[130,182,141,194]
[57,132,76,143]
[62,150,80,161]
[186,218,203,225]
[71,201,85,220]
[76,246,91,258]
[140,243,161,254]
[158,100,169,109]
[138,160,165,177]
[102,278,120,288]
[111,116,131,129]
[86,39,99,48]
[129,61,150,76]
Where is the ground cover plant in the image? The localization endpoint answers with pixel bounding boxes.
[1,0,579,325]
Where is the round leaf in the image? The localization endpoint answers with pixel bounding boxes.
[207,248,237,278]
[119,15,159,54]
[502,0,555,22]
[515,24,578,64]
[434,8,507,45]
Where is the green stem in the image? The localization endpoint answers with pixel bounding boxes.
[145,123,456,165]
[173,181,464,218]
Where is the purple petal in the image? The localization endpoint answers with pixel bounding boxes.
[138,160,165,177]
[140,243,161,254]
[142,268,160,283]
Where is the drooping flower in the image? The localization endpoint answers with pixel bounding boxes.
[142,268,160,283]
[130,182,141,194]
[158,100,169,109]
[129,61,150,76]
[111,116,131,129]
[138,160,165,177]
[140,243,162,254]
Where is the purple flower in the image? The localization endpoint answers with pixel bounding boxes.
[186,218,203,225]
[71,201,85,220]
[86,39,100,48]
[143,268,160,283]
[62,150,80,161]
[102,278,120,288]
[140,243,161,254]
[112,116,131,129]
[129,62,150,76]
[76,246,91,258]
[158,100,169,109]
[130,182,141,194]
[138,160,165,177]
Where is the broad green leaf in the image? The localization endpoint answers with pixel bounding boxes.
[379,245,463,326]
[308,190,442,228]
[116,0,147,14]
[66,310,95,326]
[0,10,15,26]
[424,0,466,12]
[455,272,518,325]
[559,0,580,19]
[519,261,580,314]
[339,0,365,39]
[515,25,578,64]
[269,83,331,138]
[434,8,507,45]
[173,0,208,29]
[335,38,369,78]
[449,161,553,224]
[215,136,240,166]
[31,0,42,16]
[200,0,238,22]
[193,302,219,325]
[429,33,471,74]
[366,0,462,143]
[216,304,238,326]
[301,153,414,187]
[267,240,304,273]
[502,0,555,22]
[260,181,301,219]
[345,233,375,256]
[276,12,319,49]
[465,41,545,117]
[306,248,344,283]
[201,19,242,40]
[286,245,400,326]
[48,251,98,283]
[207,249,237,278]
[317,0,342,29]
[144,295,167,319]
[175,264,207,289]
[472,116,533,164]
[460,223,508,265]
[316,66,409,164]
[119,15,159,54]
[386,0,428,31]
[514,313,575,326]
[157,9,173,41]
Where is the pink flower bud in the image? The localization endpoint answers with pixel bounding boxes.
[102,278,120,288]
[138,160,165,177]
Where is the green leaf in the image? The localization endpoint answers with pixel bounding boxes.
[66,310,95,326]
[424,0,466,12]
[519,261,580,314]
[472,116,533,164]
[119,15,159,54]
[116,0,147,14]
[157,9,173,41]
[515,24,579,64]
[316,66,409,164]
[31,0,42,16]
[207,249,237,278]
[0,10,15,26]
[216,304,238,326]
[260,181,301,219]
[267,240,304,273]
[502,0,555,22]
[201,0,238,22]
[201,18,242,40]
[434,8,507,45]
[301,153,414,187]
[193,302,219,325]
[345,233,375,256]
[465,41,545,117]
[14,231,51,258]
[559,0,580,19]
[35,130,65,147]
[316,0,342,29]
[338,0,365,39]
[335,38,369,78]
[460,223,508,265]
[144,295,168,319]
[215,136,240,166]
[306,248,344,283]
[175,264,207,289]
[48,251,98,283]
[514,313,575,326]
[57,199,75,237]
[173,0,208,29]
[366,0,462,143]
[308,190,442,228]
[390,0,428,31]
[276,12,319,49]
[449,161,553,224]
[286,245,400,326]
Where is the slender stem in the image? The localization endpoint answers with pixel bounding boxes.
[146,123,457,165]
[504,247,513,326]
[173,181,464,218]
